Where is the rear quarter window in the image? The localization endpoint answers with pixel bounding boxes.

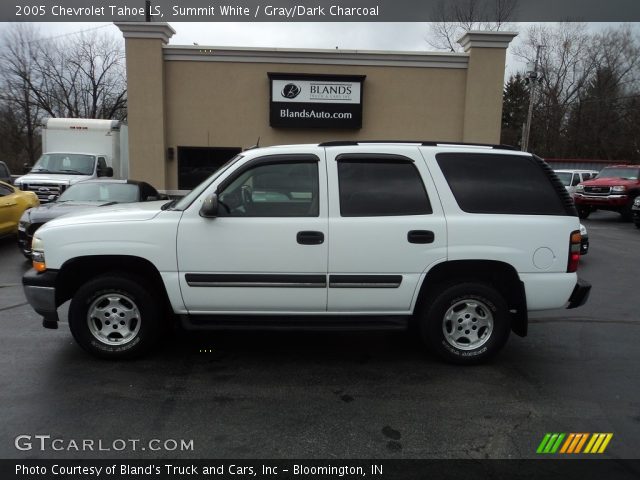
[436,153,567,215]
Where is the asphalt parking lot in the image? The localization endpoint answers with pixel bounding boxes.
[0,211,639,460]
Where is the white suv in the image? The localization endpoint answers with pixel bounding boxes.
[22,141,591,364]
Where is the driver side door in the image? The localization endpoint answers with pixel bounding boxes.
[176,153,329,313]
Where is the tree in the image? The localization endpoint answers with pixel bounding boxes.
[0,24,127,171]
[500,74,529,148]
[426,0,518,52]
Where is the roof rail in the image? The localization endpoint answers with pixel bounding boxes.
[318,140,518,150]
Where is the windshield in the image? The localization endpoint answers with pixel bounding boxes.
[555,172,572,186]
[31,153,96,175]
[596,167,640,180]
[173,154,244,210]
[58,183,139,203]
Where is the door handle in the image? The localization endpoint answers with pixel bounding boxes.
[408,230,435,244]
[297,231,324,245]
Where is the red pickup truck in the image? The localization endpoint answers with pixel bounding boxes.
[573,165,640,220]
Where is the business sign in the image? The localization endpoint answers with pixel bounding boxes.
[268,73,365,129]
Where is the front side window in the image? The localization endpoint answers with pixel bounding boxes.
[337,156,431,217]
[218,159,319,217]
[0,183,13,196]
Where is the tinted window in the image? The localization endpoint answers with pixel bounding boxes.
[218,160,319,217]
[436,153,566,215]
[0,164,8,176]
[0,183,12,196]
[337,156,431,217]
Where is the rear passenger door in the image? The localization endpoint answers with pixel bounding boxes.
[325,146,447,313]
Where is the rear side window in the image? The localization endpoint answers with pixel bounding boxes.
[337,155,432,216]
[436,153,566,215]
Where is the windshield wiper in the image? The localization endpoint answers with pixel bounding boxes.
[31,168,51,173]
[58,169,88,175]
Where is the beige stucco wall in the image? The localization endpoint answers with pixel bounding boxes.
[163,61,467,188]
[122,37,168,188]
[116,24,515,190]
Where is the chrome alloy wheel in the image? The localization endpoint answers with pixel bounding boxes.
[442,298,494,351]
[86,293,141,346]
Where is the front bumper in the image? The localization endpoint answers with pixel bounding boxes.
[574,193,628,207]
[567,278,591,309]
[22,269,59,326]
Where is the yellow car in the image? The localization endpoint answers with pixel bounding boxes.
[0,181,39,238]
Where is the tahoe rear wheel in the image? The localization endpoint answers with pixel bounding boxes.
[69,273,163,359]
[421,282,510,365]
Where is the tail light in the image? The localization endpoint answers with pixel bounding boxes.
[567,230,581,272]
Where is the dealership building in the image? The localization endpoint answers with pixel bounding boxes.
[115,22,516,190]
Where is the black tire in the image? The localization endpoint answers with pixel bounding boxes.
[578,207,591,219]
[68,273,163,359]
[621,196,637,222]
[420,282,510,365]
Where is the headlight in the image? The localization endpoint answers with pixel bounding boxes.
[612,185,627,193]
[579,224,587,236]
[31,236,46,272]
[575,184,584,192]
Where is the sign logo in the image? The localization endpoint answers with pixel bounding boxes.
[536,433,613,454]
[281,83,301,99]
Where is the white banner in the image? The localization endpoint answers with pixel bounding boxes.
[272,79,361,104]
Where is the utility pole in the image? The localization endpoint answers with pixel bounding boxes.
[522,45,543,152]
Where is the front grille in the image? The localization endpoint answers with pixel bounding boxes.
[23,183,65,202]
[584,186,611,195]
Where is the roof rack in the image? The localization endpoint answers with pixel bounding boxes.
[318,140,518,151]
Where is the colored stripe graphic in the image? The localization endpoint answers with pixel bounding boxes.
[537,433,613,454]
[537,433,565,454]
[584,433,613,454]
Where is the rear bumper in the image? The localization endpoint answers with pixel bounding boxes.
[567,278,591,309]
[22,269,59,323]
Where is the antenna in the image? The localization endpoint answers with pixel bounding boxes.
[245,136,261,151]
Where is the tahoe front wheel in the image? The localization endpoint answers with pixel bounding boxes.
[421,282,510,365]
[68,273,163,359]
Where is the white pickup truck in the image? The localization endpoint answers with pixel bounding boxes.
[22,141,591,364]
[13,118,128,203]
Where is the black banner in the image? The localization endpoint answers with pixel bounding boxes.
[269,73,365,129]
[4,0,640,22]
[4,459,640,480]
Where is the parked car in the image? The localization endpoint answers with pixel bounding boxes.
[17,179,165,258]
[580,223,589,255]
[22,141,590,364]
[0,161,12,185]
[0,181,39,239]
[573,165,640,220]
[554,169,599,196]
[632,196,640,229]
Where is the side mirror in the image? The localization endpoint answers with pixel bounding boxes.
[199,193,219,218]
[23,162,32,174]
[98,167,114,177]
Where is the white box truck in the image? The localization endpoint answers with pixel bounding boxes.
[14,118,129,203]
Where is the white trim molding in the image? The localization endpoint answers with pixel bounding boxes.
[163,45,469,69]
[457,31,518,52]
[115,22,176,44]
